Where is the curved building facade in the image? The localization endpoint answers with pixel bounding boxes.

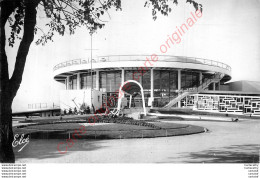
[53,55,232,109]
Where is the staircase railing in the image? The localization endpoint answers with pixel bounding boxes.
[182,72,224,93]
[196,72,224,92]
[163,72,225,108]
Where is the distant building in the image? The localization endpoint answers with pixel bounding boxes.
[53,55,260,116]
[224,80,260,93]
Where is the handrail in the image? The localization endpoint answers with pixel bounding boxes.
[164,72,224,108]
[180,72,223,93]
[53,55,232,72]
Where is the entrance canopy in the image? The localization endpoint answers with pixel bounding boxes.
[121,81,141,96]
[118,80,147,116]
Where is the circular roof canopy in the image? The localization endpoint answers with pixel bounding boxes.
[121,81,142,95]
[53,55,232,83]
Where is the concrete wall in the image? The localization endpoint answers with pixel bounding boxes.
[228,81,243,91]
[60,89,105,111]
[219,84,230,91]
[226,81,260,92]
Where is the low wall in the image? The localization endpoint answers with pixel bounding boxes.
[181,94,260,116]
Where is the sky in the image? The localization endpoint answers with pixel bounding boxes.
[5,0,260,112]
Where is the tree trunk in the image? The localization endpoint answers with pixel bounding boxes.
[0,0,18,163]
[0,0,40,163]
[0,93,15,163]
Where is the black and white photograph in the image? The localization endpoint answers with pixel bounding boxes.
[0,0,259,177]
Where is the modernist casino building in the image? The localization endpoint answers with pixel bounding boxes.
[53,55,260,116]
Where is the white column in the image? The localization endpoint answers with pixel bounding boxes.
[77,73,80,90]
[199,72,203,85]
[178,70,181,107]
[121,68,125,86]
[213,82,216,91]
[150,68,154,98]
[121,68,125,99]
[178,70,181,91]
[96,70,99,90]
[129,95,132,108]
[141,88,147,116]
[66,76,70,90]
[117,68,125,110]
[150,68,154,108]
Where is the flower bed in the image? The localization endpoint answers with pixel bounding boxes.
[17,116,161,130]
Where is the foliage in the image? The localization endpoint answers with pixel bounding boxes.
[6,0,203,47]
[144,0,203,20]
[6,0,122,47]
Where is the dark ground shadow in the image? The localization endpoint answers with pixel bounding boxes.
[14,141,260,163]
[165,144,260,163]
[14,139,107,162]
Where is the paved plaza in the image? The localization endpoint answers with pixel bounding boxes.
[14,117,260,163]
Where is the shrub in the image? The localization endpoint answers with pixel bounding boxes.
[88,116,162,129]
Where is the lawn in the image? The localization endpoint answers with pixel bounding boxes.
[14,119,206,139]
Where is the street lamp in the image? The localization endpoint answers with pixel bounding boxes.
[90,31,93,110]
[85,30,98,113]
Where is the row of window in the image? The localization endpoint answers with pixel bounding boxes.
[67,70,203,96]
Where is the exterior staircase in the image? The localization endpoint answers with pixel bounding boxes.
[163,72,225,108]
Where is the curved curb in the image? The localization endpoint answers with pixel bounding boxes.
[14,122,206,140]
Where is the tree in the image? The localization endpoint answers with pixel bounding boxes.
[144,0,202,20]
[0,0,202,163]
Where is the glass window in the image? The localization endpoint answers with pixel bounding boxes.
[181,71,199,89]
[99,72,107,92]
[154,70,161,97]
[142,70,151,89]
[93,74,96,89]
[106,72,115,92]
[125,70,133,81]
[152,70,179,107]
[115,71,121,89]
[170,71,178,90]
[125,70,141,83]
[99,71,121,92]
[142,70,151,98]
[81,74,88,89]
[80,72,96,89]
[69,75,77,90]
[161,71,170,97]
